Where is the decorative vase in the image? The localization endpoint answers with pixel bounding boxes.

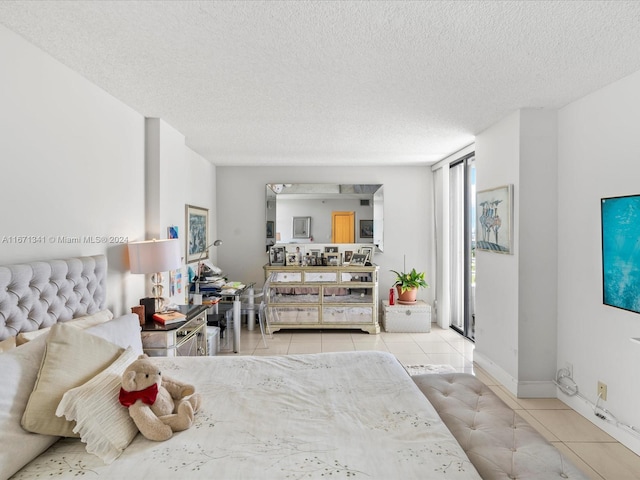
[396,286,417,304]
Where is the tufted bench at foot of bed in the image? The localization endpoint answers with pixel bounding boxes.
[412,373,588,480]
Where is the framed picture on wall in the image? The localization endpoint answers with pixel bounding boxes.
[186,204,209,263]
[601,193,640,314]
[292,216,311,238]
[360,219,373,238]
[476,184,513,254]
[266,221,274,238]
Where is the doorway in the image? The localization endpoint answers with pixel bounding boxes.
[449,154,476,341]
[332,211,355,243]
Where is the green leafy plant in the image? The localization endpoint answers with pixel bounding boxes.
[391,268,429,293]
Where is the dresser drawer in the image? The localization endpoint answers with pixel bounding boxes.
[270,306,319,324]
[272,272,302,283]
[304,271,337,283]
[323,306,373,324]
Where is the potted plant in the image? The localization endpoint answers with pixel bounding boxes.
[391,268,429,304]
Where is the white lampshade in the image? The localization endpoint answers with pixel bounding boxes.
[128,239,182,274]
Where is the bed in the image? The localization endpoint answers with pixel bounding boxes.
[0,255,481,479]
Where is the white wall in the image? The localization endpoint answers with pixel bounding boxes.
[0,24,217,316]
[474,109,559,397]
[474,112,522,388]
[216,166,436,309]
[557,69,640,454]
[145,118,217,305]
[0,24,145,316]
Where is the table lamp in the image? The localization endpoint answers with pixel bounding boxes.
[128,238,182,315]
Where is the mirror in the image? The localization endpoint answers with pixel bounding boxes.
[265,184,384,252]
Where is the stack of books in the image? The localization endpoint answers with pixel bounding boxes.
[152,310,186,326]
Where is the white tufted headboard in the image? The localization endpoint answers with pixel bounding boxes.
[0,255,107,341]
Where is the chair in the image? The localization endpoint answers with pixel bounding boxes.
[240,273,275,348]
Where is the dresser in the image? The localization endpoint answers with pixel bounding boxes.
[141,304,209,356]
[263,264,379,334]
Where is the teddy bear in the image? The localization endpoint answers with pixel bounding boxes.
[119,354,202,441]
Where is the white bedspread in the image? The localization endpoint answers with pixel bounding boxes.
[12,351,480,479]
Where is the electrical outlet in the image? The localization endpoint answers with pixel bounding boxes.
[565,362,573,378]
[598,381,607,401]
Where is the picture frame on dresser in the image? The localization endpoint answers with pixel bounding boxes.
[350,253,368,266]
[186,204,209,263]
[343,250,353,264]
[358,246,374,263]
[325,252,340,266]
[269,245,286,266]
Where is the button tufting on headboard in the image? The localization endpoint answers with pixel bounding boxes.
[0,255,107,341]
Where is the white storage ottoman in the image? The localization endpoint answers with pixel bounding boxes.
[382,300,431,332]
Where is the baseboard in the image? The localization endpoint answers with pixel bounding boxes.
[474,352,557,398]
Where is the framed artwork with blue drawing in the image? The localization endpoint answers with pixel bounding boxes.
[601,194,640,314]
[476,184,513,254]
[186,204,209,263]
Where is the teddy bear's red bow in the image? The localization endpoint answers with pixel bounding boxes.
[119,383,159,407]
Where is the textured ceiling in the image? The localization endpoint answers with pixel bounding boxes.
[2,1,640,166]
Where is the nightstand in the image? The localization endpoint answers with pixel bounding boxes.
[141,304,209,357]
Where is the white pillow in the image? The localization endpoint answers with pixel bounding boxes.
[86,313,143,355]
[0,334,58,480]
[21,323,124,437]
[57,347,140,463]
[16,309,114,345]
[0,312,145,478]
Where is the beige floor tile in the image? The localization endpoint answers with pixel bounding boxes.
[379,332,416,342]
[426,352,473,369]
[416,341,460,354]
[487,385,522,410]
[552,442,604,480]
[353,343,390,352]
[393,352,433,367]
[321,332,355,342]
[472,366,500,386]
[408,332,436,341]
[321,342,356,353]
[287,342,323,354]
[527,410,617,443]
[351,334,386,345]
[515,409,560,442]
[351,332,377,341]
[384,342,425,355]
[290,332,322,344]
[565,442,640,480]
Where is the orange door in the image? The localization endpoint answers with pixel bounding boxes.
[332,211,355,243]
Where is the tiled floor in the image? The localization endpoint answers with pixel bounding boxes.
[220,323,640,480]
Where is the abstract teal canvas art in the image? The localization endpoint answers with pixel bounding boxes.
[601,194,640,314]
